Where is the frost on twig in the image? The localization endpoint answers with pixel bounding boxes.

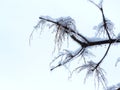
[50,49,74,71]
[50,47,95,71]
[50,48,85,71]
[29,16,55,45]
[30,16,89,50]
[73,61,107,89]
[89,0,115,40]
[94,19,115,38]
[30,16,77,50]
[53,17,77,50]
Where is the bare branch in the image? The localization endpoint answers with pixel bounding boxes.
[92,43,111,71]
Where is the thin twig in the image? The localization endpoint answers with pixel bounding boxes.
[92,43,111,71]
[89,0,111,39]
[50,48,85,71]
[100,8,111,39]
[89,0,101,9]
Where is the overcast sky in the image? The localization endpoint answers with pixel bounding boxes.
[0,0,120,90]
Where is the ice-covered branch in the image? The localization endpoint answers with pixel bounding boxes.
[100,8,111,39]
[89,0,113,40]
[31,0,120,89]
[72,61,107,89]
[32,16,120,48]
[50,48,85,71]
[39,16,89,44]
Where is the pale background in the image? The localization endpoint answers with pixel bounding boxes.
[0,0,120,90]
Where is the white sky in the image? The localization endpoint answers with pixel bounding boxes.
[0,0,120,90]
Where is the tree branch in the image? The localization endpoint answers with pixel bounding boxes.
[50,48,85,71]
[100,8,111,39]
[89,0,112,39]
[88,39,120,46]
[39,17,89,44]
[32,1,120,89]
[92,43,111,71]
[39,17,120,48]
